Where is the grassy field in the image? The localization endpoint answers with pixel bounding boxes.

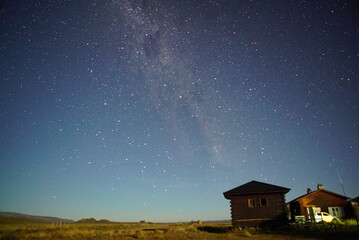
[0,218,358,240]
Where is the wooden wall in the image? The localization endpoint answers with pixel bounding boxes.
[298,191,351,218]
[290,191,354,220]
[229,193,287,227]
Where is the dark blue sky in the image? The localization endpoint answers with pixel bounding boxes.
[1,0,358,222]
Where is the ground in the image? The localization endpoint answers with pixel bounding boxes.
[0,219,358,240]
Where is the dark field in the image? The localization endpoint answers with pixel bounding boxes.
[1,218,358,240]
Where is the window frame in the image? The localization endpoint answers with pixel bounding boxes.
[259,197,268,207]
[247,198,255,208]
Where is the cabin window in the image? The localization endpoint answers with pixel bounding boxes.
[260,197,268,207]
[328,207,345,217]
[248,198,255,208]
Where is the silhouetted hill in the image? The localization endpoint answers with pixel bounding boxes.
[98,219,112,224]
[77,217,98,223]
[0,212,74,223]
[0,216,46,224]
[76,218,113,223]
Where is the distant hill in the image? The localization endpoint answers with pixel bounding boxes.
[76,218,113,224]
[0,212,74,223]
[98,219,112,224]
[77,217,98,223]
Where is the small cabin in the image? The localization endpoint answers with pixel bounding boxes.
[223,180,290,228]
[288,184,354,221]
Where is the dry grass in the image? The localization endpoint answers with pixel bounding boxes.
[0,221,358,240]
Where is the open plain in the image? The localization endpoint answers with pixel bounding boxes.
[1,217,358,240]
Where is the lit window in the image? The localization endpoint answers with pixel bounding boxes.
[260,198,268,207]
[248,198,255,208]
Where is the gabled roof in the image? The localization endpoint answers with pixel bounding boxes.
[288,189,349,203]
[223,180,290,199]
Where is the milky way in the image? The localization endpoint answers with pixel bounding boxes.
[111,0,250,167]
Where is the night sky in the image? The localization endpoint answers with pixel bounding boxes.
[1,0,358,222]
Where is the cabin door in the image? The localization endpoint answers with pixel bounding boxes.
[307,207,321,220]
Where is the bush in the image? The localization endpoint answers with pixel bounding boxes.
[135,230,145,239]
[242,229,252,237]
[187,226,197,232]
[0,233,19,240]
[174,227,186,233]
[343,219,358,226]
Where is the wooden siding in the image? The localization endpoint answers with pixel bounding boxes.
[290,190,354,220]
[229,193,287,227]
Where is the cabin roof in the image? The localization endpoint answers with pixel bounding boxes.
[223,180,290,199]
[288,189,350,203]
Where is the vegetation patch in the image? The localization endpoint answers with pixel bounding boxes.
[0,220,358,240]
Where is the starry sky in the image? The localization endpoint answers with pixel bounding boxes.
[0,0,358,222]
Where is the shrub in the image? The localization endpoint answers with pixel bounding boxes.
[0,233,19,240]
[135,230,145,239]
[242,229,252,237]
[187,226,197,232]
[175,227,186,233]
[343,219,358,226]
